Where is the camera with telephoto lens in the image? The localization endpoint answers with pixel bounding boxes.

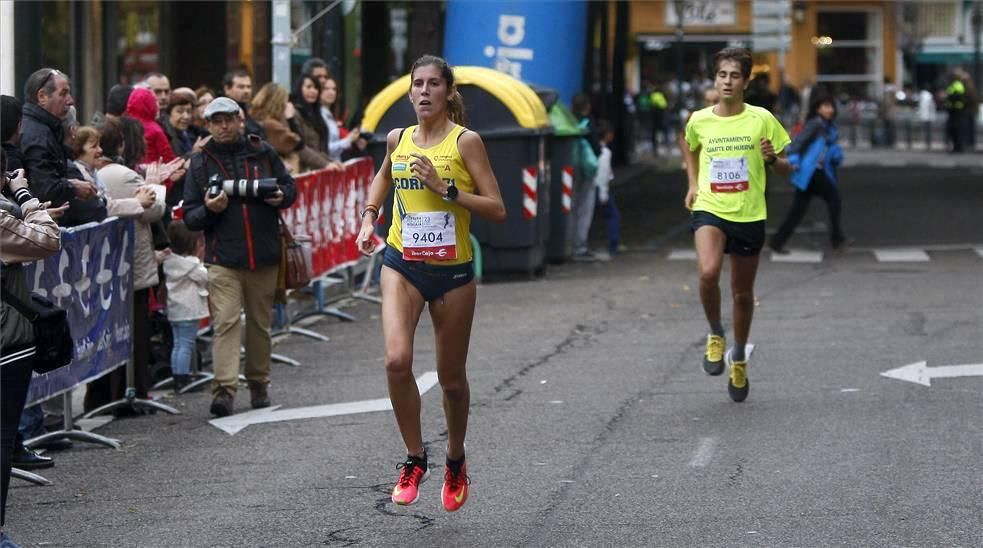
[208,174,279,200]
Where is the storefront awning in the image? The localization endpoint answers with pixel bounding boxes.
[915,50,980,65]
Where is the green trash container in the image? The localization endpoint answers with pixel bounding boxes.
[362,66,552,277]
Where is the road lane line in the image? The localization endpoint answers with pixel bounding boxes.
[668,249,698,261]
[688,437,718,467]
[873,249,930,262]
[771,249,823,263]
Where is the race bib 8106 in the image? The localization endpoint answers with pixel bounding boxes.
[709,157,749,193]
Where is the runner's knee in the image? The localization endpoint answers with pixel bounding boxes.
[385,352,414,379]
[732,289,754,307]
[439,374,469,399]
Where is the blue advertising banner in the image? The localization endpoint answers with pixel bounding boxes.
[443,0,588,106]
[25,218,135,405]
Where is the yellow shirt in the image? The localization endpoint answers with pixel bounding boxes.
[387,124,474,265]
[685,104,790,222]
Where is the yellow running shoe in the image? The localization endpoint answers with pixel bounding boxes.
[703,334,725,376]
[726,349,749,402]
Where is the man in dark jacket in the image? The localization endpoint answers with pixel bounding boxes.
[19,68,97,210]
[182,97,296,417]
[222,67,266,140]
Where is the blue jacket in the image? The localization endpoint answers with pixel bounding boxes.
[787,118,843,191]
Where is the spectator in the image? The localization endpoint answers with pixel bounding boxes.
[571,92,602,262]
[880,76,898,147]
[0,162,63,548]
[290,75,331,164]
[222,67,265,140]
[917,86,937,144]
[83,117,167,415]
[70,124,154,219]
[125,87,176,165]
[769,94,848,253]
[301,57,330,85]
[251,82,327,174]
[592,119,622,256]
[1,96,25,172]
[106,84,134,118]
[158,220,209,393]
[319,76,365,162]
[746,72,777,111]
[193,86,216,137]
[182,97,296,417]
[161,88,208,207]
[2,96,59,474]
[144,72,171,120]
[19,68,97,208]
[943,70,969,153]
[162,88,198,157]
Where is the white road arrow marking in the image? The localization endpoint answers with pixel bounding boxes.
[880,361,983,387]
[210,371,439,435]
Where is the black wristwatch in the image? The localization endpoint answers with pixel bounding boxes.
[442,184,459,202]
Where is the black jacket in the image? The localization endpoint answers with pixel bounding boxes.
[19,102,75,206]
[182,136,296,270]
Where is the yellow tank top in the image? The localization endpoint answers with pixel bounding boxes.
[387,124,474,265]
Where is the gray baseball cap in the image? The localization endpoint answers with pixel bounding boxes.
[203,97,241,120]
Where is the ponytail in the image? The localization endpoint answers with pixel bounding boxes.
[448,90,466,126]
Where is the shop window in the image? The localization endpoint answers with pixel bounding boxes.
[817,46,878,76]
[116,1,160,84]
[39,1,71,72]
[817,12,869,41]
[814,9,882,100]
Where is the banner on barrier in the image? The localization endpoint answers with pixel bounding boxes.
[25,219,135,405]
[286,158,375,279]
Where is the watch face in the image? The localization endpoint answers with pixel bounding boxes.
[446,185,458,200]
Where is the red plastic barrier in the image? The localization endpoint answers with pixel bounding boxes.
[286,158,375,278]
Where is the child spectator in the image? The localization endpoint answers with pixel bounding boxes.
[159,220,209,392]
[592,119,623,256]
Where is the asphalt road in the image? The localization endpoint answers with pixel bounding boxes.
[9,162,983,547]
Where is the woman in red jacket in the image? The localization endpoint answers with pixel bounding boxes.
[125,87,176,166]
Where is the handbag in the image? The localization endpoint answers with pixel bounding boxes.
[278,214,312,290]
[1,286,74,373]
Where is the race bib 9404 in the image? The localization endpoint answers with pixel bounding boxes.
[709,157,749,193]
[402,211,457,261]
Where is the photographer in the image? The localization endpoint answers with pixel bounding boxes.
[182,98,296,418]
[0,161,64,548]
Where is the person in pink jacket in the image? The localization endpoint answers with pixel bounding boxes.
[125,87,175,166]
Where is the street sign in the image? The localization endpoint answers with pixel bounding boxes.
[753,36,792,52]
[751,0,791,53]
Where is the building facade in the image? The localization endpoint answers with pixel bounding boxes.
[627,0,982,99]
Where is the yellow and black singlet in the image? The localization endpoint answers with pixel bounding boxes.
[387,124,474,265]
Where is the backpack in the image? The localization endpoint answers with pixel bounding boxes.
[576,119,599,180]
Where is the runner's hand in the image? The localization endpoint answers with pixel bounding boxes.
[409,152,440,194]
[356,222,376,256]
[684,188,697,210]
[760,137,776,164]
